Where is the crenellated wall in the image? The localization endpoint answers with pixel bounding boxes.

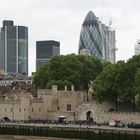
[0,86,140,124]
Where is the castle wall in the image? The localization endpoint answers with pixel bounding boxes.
[77,101,114,121]
[0,96,30,121]
[0,88,140,124]
[98,112,140,124]
[29,99,44,120]
[77,101,140,124]
[38,89,85,121]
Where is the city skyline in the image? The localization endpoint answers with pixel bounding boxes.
[0,0,140,75]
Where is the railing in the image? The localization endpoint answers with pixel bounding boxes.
[0,124,139,140]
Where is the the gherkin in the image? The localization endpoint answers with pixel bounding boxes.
[78,11,116,63]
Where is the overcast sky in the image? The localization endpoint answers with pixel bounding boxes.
[0,0,140,75]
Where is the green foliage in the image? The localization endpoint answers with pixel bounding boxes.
[33,53,140,109]
[33,54,103,90]
[135,68,140,106]
[94,62,122,107]
[94,54,140,110]
[33,64,49,88]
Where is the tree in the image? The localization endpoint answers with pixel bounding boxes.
[121,55,140,111]
[134,68,140,107]
[33,64,50,88]
[33,54,103,90]
[94,61,126,111]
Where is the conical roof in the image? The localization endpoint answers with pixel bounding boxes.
[84,11,97,21]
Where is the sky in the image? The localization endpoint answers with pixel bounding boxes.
[0,0,140,75]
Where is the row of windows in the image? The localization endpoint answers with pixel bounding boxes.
[57,104,72,111]
[1,107,42,112]
[1,104,72,113]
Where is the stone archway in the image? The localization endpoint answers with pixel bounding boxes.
[2,117,10,122]
[86,111,93,122]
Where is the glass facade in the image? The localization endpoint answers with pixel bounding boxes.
[7,26,17,73]
[36,40,60,71]
[78,11,116,63]
[36,59,50,71]
[0,31,5,70]
[0,21,28,75]
[79,11,105,59]
[18,26,28,74]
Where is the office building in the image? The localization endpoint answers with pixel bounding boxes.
[78,11,116,63]
[102,24,116,63]
[36,40,60,71]
[0,20,28,75]
[135,39,140,55]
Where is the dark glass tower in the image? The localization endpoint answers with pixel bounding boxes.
[78,11,116,63]
[36,40,60,71]
[0,20,28,75]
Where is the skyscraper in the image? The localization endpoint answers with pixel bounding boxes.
[78,11,116,63]
[135,39,140,55]
[102,23,116,63]
[0,20,28,75]
[36,40,60,71]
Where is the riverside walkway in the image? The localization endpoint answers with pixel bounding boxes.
[0,122,140,134]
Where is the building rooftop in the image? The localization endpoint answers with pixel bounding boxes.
[84,11,97,21]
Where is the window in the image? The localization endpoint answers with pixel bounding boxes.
[19,108,21,112]
[32,108,33,112]
[39,108,41,112]
[67,104,71,111]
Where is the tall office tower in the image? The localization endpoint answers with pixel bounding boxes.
[0,20,28,75]
[36,40,60,71]
[135,39,140,55]
[78,11,116,63]
[102,24,116,63]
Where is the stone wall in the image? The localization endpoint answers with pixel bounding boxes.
[77,101,114,122]
[38,87,85,121]
[99,111,140,124]
[0,87,140,124]
[77,101,140,124]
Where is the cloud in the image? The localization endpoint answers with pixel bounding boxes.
[0,0,140,75]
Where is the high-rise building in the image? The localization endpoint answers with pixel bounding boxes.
[135,39,140,55]
[0,20,28,75]
[36,40,60,71]
[78,11,116,63]
[102,23,116,63]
